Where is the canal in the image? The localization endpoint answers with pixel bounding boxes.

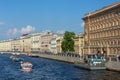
[0,54,119,80]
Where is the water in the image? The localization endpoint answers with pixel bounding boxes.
[0,54,120,80]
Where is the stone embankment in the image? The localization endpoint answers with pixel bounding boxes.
[30,53,120,72]
[1,52,81,63]
[105,56,120,72]
[30,53,81,63]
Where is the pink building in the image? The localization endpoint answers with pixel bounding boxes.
[40,32,57,52]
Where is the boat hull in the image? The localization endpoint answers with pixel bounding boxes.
[21,68,32,72]
[74,62,106,70]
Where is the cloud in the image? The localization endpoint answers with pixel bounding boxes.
[7,25,35,36]
[7,28,18,35]
[21,25,35,34]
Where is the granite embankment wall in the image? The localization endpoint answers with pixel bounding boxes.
[31,53,81,63]
[2,52,81,63]
[106,61,120,72]
[27,53,120,72]
[105,57,120,72]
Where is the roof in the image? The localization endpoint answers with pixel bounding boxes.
[83,2,120,19]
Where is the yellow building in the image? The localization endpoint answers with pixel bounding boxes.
[0,40,11,52]
[83,2,120,55]
[0,35,32,53]
[11,39,21,52]
[56,37,63,53]
[74,33,84,55]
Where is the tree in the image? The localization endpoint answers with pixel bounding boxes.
[61,31,75,53]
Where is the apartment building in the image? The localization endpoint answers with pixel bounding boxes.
[74,33,84,55]
[83,2,120,55]
[40,32,58,52]
[31,33,41,52]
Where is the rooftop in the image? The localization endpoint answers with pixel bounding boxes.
[84,2,120,18]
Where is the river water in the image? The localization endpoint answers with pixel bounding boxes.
[0,54,119,80]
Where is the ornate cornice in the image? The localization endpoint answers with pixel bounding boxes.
[83,2,120,19]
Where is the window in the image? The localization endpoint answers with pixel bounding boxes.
[116,21,119,25]
[112,22,115,26]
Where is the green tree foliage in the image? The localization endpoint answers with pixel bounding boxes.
[61,31,75,52]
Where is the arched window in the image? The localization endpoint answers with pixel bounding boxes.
[115,30,118,36]
[116,20,119,25]
[102,23,104,29]
[112,21,115,26]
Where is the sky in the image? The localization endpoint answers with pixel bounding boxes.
[0,0,119,40]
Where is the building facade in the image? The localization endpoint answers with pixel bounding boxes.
[20,36,32,53]
[31,33,41,52]
[0,31,63,54]
[11,39,21,52]
[56,37,63,53]
[0,40,11,52]
[50,34,64,54]
[40,31,58,52]
[83,2,120,55]
[50,38,57,54]
[74,33,84,55]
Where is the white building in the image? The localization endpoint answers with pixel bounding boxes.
[31,33,41,52]
[50,38,57,54]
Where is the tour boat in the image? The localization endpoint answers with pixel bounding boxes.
[74,54,106,70]
[10,55,19,61]
[10,55,23,62]
[20,62,33,72]
[105,54,120,72]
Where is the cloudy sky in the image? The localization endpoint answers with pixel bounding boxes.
[0,0,119,40]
